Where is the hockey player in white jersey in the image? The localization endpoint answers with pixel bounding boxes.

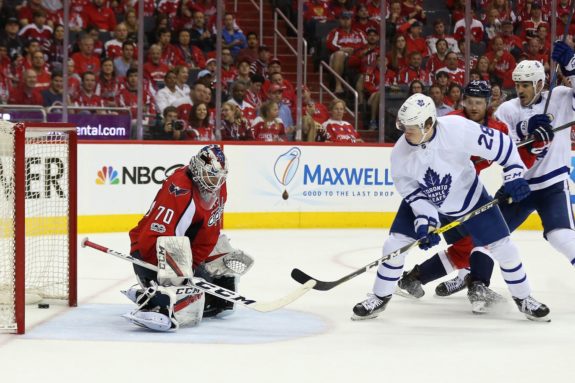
[351,93,550,322]
[489,50,575,277]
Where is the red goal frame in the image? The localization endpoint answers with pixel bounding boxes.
[12,123,77,334]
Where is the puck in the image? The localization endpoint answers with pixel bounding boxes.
[38,303,49,309]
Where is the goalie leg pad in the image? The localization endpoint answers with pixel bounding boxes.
[156,236,194,286]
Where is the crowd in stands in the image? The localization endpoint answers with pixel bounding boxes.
[0,0,571,143]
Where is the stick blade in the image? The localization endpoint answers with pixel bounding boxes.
[291,268,338,291]
[251,280,316,312]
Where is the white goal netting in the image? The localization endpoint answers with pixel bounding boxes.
[0,121,73,331]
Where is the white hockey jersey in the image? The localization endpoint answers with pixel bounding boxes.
[495,86,574,191]
[392,115,525,219]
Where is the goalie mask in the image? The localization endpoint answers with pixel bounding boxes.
[189,145,229,193]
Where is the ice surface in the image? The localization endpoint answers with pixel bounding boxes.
[0,229,574,383]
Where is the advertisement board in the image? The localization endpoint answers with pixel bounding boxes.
[48,113,132,140]
[76,143,575,233]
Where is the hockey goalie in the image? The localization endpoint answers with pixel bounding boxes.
[122,144,254,331]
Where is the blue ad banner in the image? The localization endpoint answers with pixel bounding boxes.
[47,113,131,140]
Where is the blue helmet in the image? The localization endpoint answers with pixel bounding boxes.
[464,80,491,99]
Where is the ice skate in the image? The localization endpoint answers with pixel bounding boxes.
[351,294,391,320]
[467,280,505,314]
[435,275,467,297]
[395,265,425,299]
[513,296,551,322]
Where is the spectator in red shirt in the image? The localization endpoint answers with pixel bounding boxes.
[72,71,106,112]
[84,0,117,32]
[251,100,287,142]
[425,38,449,73]
[454,8,484,43]
[520,37,549,71]
[520,2,548,42]
[245,74,264,110]
[71,34,100,75]
[486,35,516,88]
[500,20,524,58]
[221,101,254,141]
[157,28,179,68]
[183,102,215,141]
[18,10,53,47]
[173,29,206,70]
[104,22,129,60]
[473,55,492,82]
[144,44,170,89]
[8,69,43,105]
[397,51,431,86]
[436,51,466,86]
[29,50,51,90]
[353,4,379,35]
[326,11,367,95]
[403,21,429,58]
[18,0,47,27]
[348,27,380,73]
[536,24,551,55]
[316,98,362,143]
[444,82,463,110]
[387,34,407,72]
[401,0,426,22]
[227,80,257,123]
[117,68,156,122]
[96,58,121,107]
[304,0,334,50]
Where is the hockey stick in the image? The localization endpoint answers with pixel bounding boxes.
[544,0,575,115]
[291,196,505,291]
[81,238,315,312]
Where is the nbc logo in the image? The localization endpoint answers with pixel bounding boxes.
[96,166,120,185]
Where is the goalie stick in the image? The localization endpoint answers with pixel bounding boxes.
[81,238,315,312]
[291,195,506,291]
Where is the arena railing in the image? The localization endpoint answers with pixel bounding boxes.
[234,0,263,41]
[318,61,358,130]
[0,105,47,122]
[273,8,308,85]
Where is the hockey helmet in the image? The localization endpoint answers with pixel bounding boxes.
[189,144,228,193]
[512,60,545,105]
[464,80,491,99]
[396,93,437,131]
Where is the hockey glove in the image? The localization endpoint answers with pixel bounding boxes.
[528,124,554,156]
[414,216,441,251]
[516,114,552,140]
[503,178,531,202]
[552,41,575,76]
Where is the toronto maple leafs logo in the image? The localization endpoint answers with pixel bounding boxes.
[418,168,452,207]
[169,183,190,197]
[417,99,425,106]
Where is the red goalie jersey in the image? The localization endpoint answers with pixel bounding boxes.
[129,166,227,269]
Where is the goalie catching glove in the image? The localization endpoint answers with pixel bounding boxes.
[203,234,254,277]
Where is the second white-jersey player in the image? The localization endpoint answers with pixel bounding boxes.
[493,48,575,274]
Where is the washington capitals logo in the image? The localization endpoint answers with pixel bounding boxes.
[169,183,190,197]
[418,168,452,207]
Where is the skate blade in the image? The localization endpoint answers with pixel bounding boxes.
[394,287,423,300]
[526,314,551,323]
[471,302,489,314]
[351,313,379,321]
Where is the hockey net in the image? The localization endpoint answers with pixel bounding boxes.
[0,121,77,333]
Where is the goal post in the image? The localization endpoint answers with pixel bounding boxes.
[0,122,77,334]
